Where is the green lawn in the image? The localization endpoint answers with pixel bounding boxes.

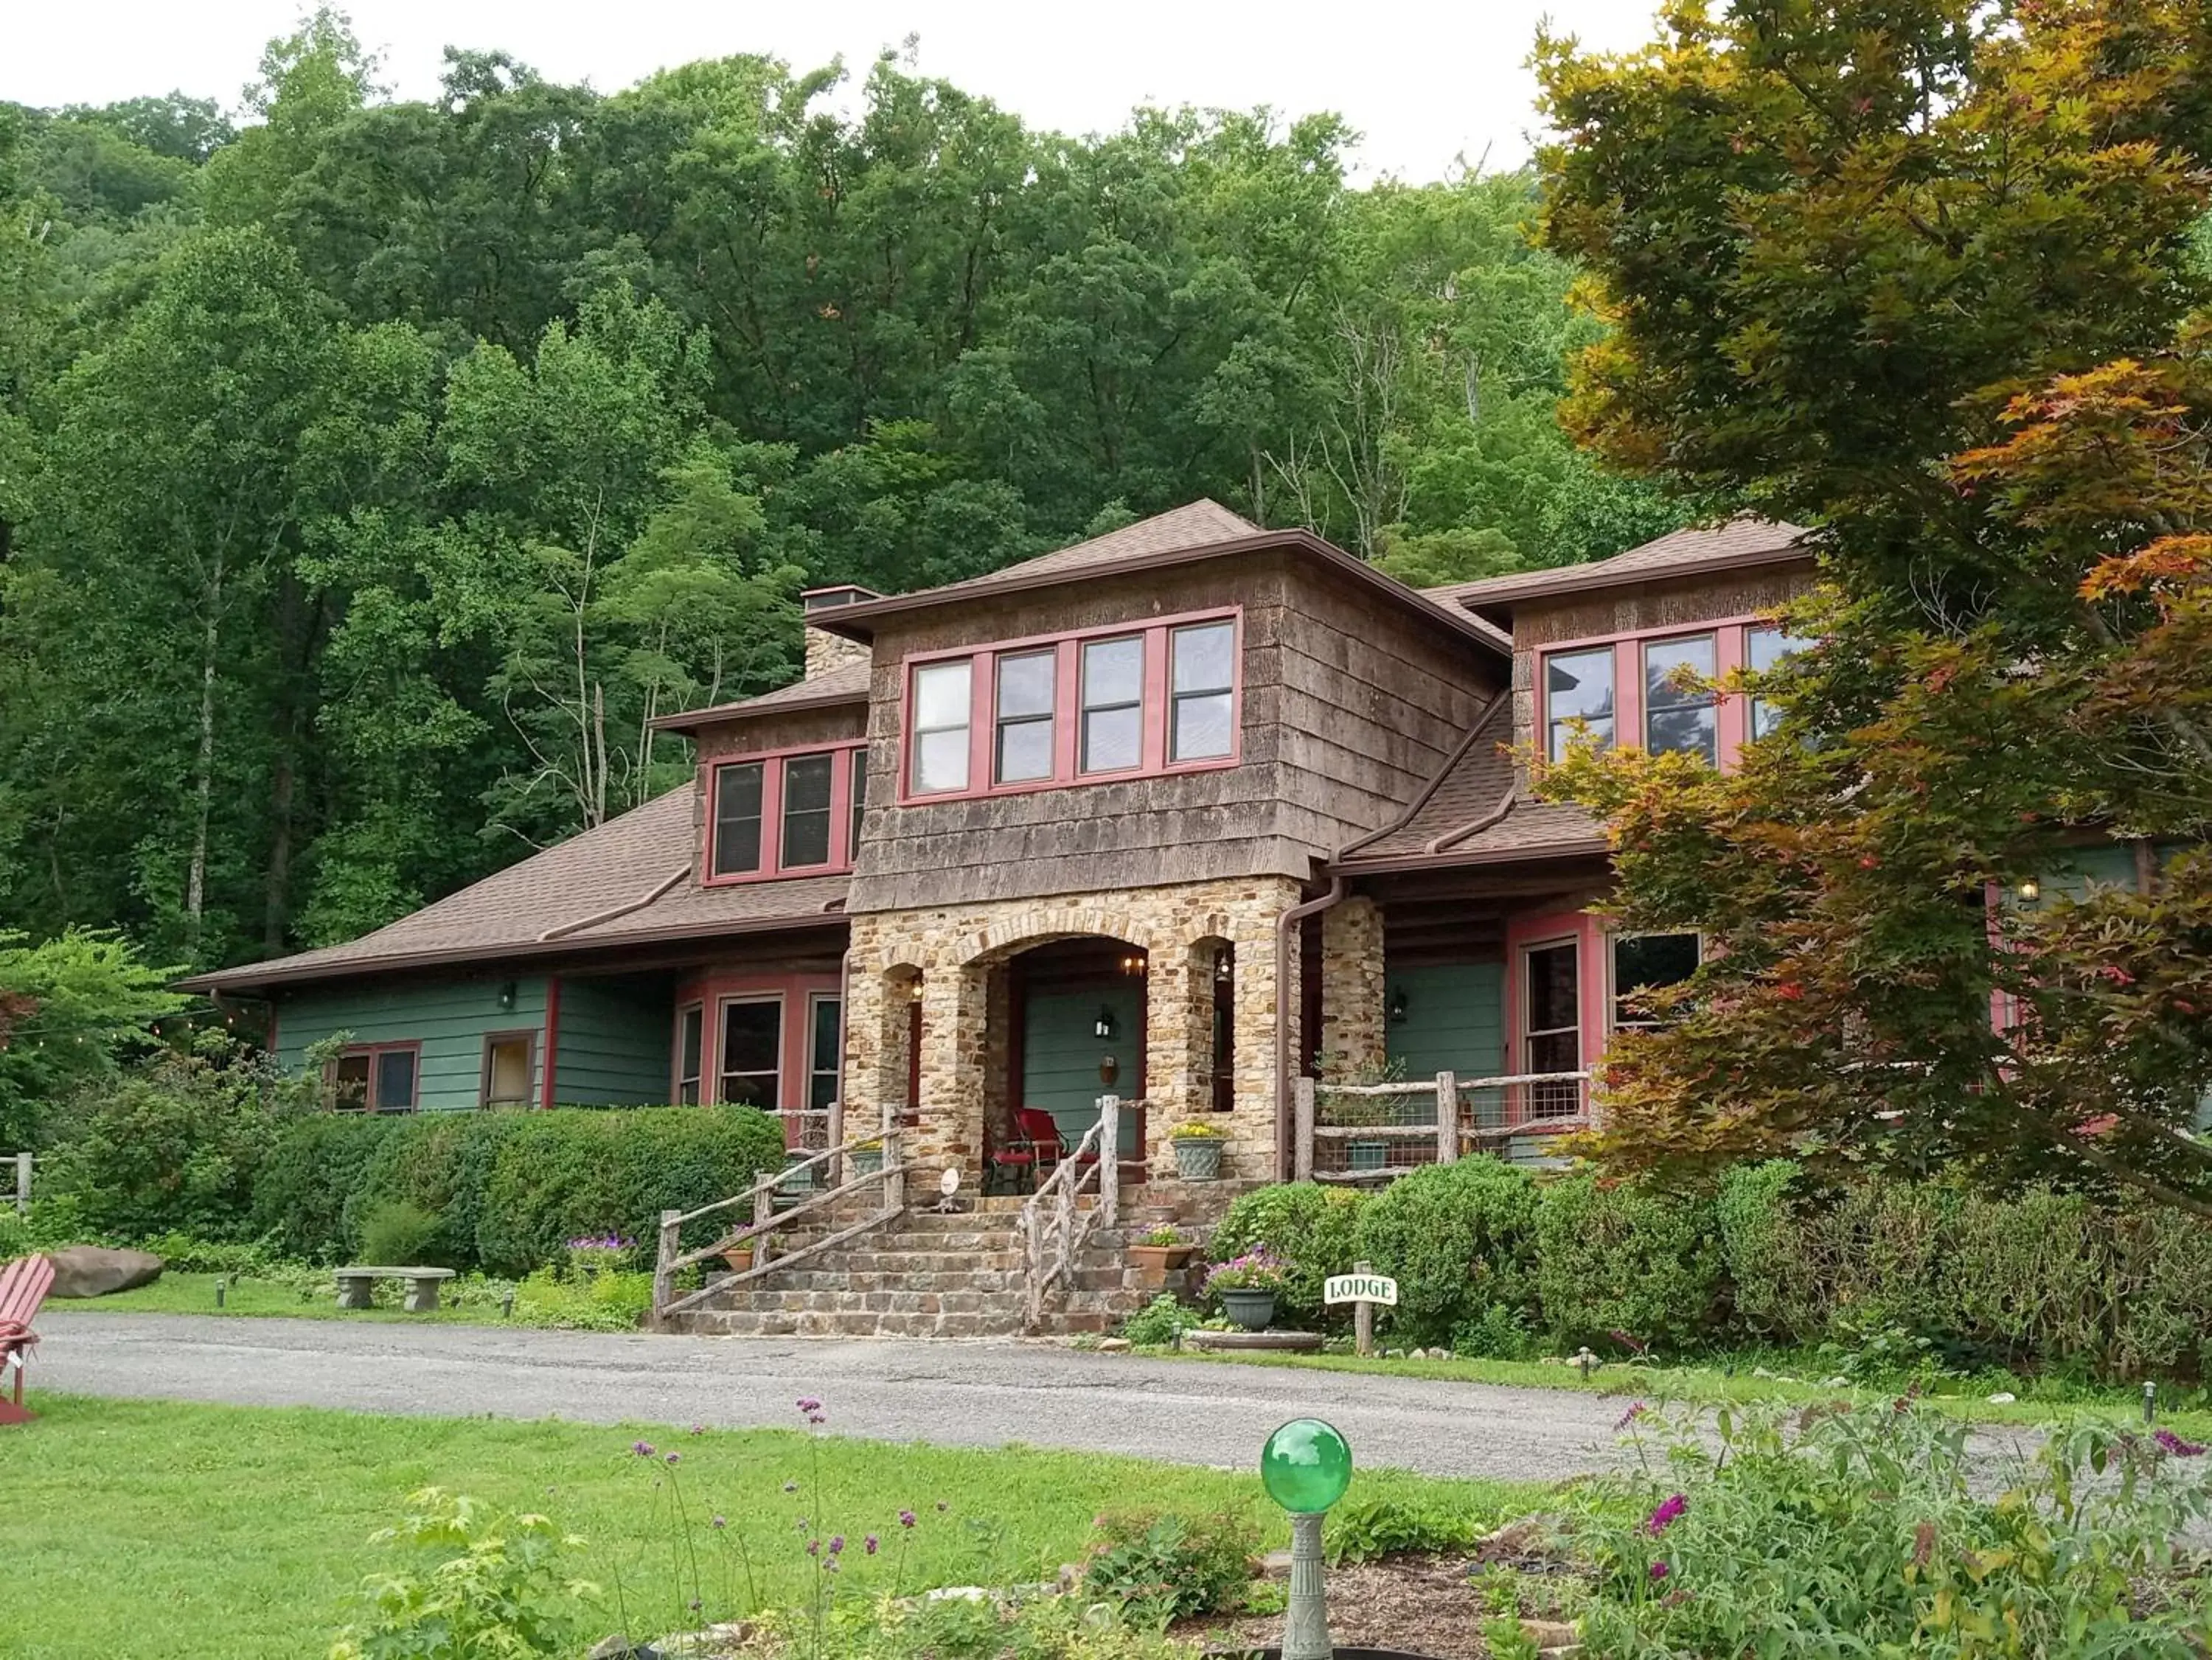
[4,1394,1535,1660]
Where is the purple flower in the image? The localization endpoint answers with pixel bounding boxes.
[664,1451,681,1465]
[689,1423,705,1436]
[1615,1402,1647,1431]
[829,1535,845,1555]
[1645,1493,1687,1536]
[807,1412,827,1426]
[898,1509,917,1529]
[796,1397,823,1414]
[935,1500,948,1513]
[711,1515,726,1530]
[806,1538,819,1557]
[784,1481,799,1493]
[631,1440,656,1458]
[865,1534,879,1555]
[2155,1429,2206,1457]
[688,1597,702,1613]
[1649,1560,1670,1582]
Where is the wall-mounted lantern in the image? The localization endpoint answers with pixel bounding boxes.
[1388,986,1409,1025]
[2017,878,2042,904]
[498,980,518,1013]
[1094,1007,1118,1040]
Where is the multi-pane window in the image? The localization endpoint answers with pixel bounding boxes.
[1545,648,1615,761]
[1644,634,1717,762]
[675,1005,703,1104]
[911,660,973,794]
[1080,636,1144,773]
[1169,621,1237,761]
[995,650,1057,783]
[331,1044,419,1112]
[717,998,782,1108]
[1611,933,1700,1033]
[807,995,842,1113]
[711,761,765,876]
[1522,942,1582,1119]
[779,753,835,868]
[1746,626,1809,740]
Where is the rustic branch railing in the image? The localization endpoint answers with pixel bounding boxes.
[1293,1071,1593,1182]
[1019,1094,1122,1331]
[653,1100,908,1325]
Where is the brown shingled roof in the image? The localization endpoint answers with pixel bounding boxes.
[182,787,847,992]
[650,659,871,735]
[1427,516,1813,624]
[1332,701,1607,872]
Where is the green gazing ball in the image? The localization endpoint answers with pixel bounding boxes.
[1260,1417,1353,1513]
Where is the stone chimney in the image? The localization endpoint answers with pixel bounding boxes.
[801,585,878,680]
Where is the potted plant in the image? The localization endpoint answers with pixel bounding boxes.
[1169,1120,1228,1181]
[774,1151,818,1202]
[849,1137,886,1177]
[720,1238,759,1274]
[1203,1248,1287,1331]
[1127,1225,1196,1286]
[1327,1089,1399,1175]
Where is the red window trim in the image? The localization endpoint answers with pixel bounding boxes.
[672,972,843,1119]
[1502,911,1607,1129]
[701,739,869,887]
[329,1040,423,1112]
[477,1028,539,1108]
[897,607,1243,805]
[1536,614,1771,772]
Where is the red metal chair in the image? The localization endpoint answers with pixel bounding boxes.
[0,1253,55,1426]
[1015,1108,1069,1176]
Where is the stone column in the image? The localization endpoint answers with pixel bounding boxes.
[914,960,987,1180]
[1320,896,1386,1080]
[1144,937,1211,1171]
[1225,876,1302,1183]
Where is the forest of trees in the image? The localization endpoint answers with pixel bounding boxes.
[0,14,1688,974]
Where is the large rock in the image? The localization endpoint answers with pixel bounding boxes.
[46,1245,164,1299]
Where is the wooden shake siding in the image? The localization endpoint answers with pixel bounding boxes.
[274,977,549,1110]
[552,975,677,1105]
[848,554,1500,913]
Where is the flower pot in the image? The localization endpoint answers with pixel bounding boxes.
[1127,1244,1195,1287]
[1349,1139,1389,1173]
[1172,1137,1224,1182]
[1220,1288,1277,1331]
[774,1154,818,1201]
[850,1148,885,1177]
[720,1247,755,1274]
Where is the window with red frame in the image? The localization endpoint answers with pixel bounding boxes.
[706,744,864,881]
[328,1042,419,1112]
[903,611,1240,801]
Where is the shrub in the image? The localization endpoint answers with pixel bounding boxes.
[1712,1159,1801,1338]
[1534,1174,1723,1353]
[341,1109,515,1271]
[1082,1510,1258,1622]
[1354,1156,1540,1350]
[1208,1182,1366,1325]
[330,1488,599,1659]
[1324,1494,1489,1565]
[358,1200,445,1267]
[1121,1293,1200,1347]
[251,1112,400,1261]
[41,1044,312,1241]
[1573,1401,2212,1658]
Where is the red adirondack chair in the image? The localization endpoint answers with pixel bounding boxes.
[0,1253,55,1426]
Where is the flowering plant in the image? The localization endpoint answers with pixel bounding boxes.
[1201,1248,1287,1294]
[564,1235,633,1278]
[1169,1120,1226,1140]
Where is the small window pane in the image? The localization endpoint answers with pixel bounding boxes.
[1083,704,1143,773]
[913,660,972,730]
[915,728,970,793]
[1172,621,1235,693]
[1171,691,1234,761]
[998,719,1055,783]
[712,762,764,874]
[485,1038,531,1105]
[1082,636,1144,706]
[1747,626,1809,740]
[1613,933,1700,1030]
[1546,649,1615,760]
[996,651,1055,718]
[848,750,866,863]
[373,1049,416,1111]
[781,753,834,867]
[1645,635,1717,762]
[677,1007,703,1105]
[719,1000,782,1108]
[333,1053,371,1110]
[1526,943,1580,1037]
[809,998,841,1112]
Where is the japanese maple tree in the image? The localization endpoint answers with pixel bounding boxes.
[1531,0,2212,1213]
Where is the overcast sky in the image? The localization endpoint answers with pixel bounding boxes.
[7,0,1663,180]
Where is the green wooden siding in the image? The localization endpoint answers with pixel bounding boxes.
[554,974,676,1106]
[1385,963,1505,1081]
[1021,985,1144,1151]
[274,977,549,1111]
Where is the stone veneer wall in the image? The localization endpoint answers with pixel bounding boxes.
[843,873,1305,1186]
[1319,897,1385,1078]
[804,623,871,681]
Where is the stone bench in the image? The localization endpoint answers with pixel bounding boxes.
[334,1266,456,1312]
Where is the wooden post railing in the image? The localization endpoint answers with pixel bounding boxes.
[1435,1071,1458,1165]
[1098,1092,1119,1227]
[1293,1075,1317,1181]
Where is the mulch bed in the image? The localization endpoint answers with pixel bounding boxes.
[1170,1552,1492,1659]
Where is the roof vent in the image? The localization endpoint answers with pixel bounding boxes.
[802,584,881,613]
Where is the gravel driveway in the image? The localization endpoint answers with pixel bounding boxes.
[38,1311,1663,1484]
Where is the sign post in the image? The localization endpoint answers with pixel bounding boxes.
[1323,1261,1398,1358]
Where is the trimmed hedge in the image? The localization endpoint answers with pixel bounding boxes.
[1209,1159,2212,1381]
